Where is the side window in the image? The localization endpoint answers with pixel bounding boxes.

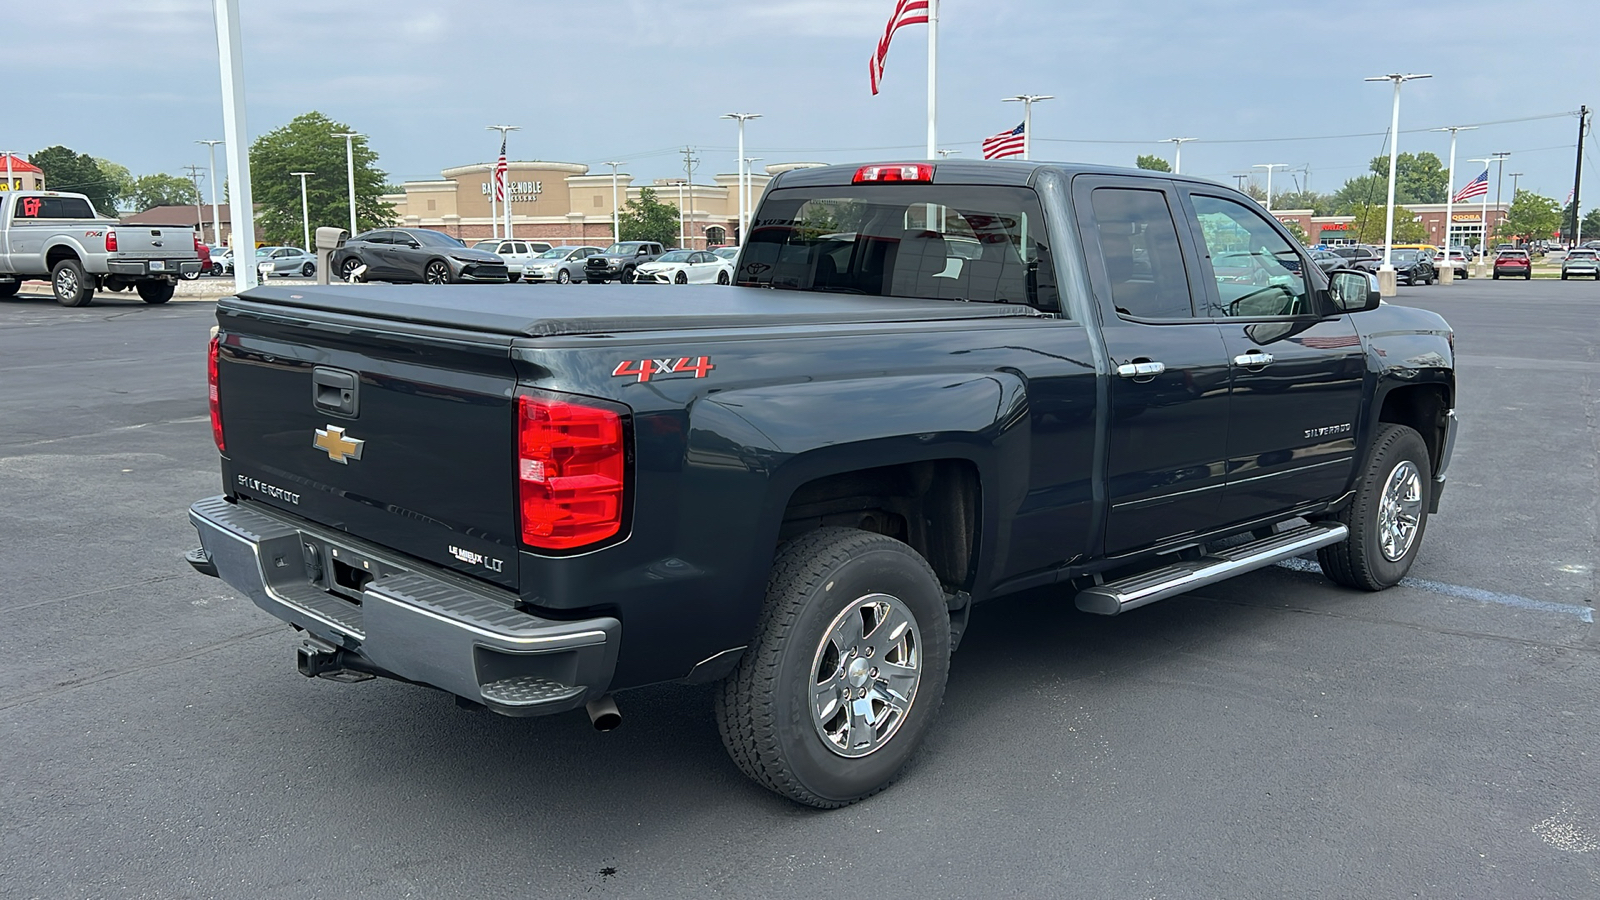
[513,242,528,254]
[1191,194,1311,318]
[1088,187,1196,319]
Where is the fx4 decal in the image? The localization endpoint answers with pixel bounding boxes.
[612,356,715,384]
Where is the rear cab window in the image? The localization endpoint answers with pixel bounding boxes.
[738,183,1061,314]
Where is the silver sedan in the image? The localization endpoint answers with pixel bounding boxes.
[523,245,604,284]
[255,246,317,278]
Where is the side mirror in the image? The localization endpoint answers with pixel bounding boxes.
[1329,269,1382,313]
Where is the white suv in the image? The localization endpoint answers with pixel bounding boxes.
[472,239,552,282]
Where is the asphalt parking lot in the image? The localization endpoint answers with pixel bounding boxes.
[1,280,1596,899]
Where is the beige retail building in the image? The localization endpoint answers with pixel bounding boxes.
[383,161,826,249]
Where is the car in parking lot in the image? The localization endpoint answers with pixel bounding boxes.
[1560,248,1600,280]
[584,241,667,283]
[1331,244,1382,272]
[1389,249,1436,285]
[332,228,509,284]
[524,245,604,284]
[633,249,733,284]
[1309,248,1346,274]
[1434,248,1471,279]
[1493,250,1532,280]
[472,239,552,282]
[256,246,317,279]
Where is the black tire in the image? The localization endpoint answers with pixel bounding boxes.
[717,271,730,285]
[557,269,571,284]
[0,280,20,299]
[587,278,607,285]
[210,263,224,277]
[1525,273,1532,280]
[1492,273,1500,280]
[620,266,636,284]
[51,258,94,307]
[301,262,315,277]
[715,527,952,808]
[339,257,363,283]
[1317,424,1432,591]
[508,272,521,283]
[674,271,688,284]
[424,260,453,284]
[136,280,175,305]
[181,268,200,281]
[1562,273,1569,280]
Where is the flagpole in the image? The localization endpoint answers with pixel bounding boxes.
[926,0,938,159]
[1432,126,1475,281]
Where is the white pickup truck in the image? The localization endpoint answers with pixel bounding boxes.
[0,190,203,306]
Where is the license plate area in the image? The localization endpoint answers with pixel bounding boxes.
[149,260,165,271]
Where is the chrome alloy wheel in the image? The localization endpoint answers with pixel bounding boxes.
[1377,460,1424,561]
[810,592,922,758]
[54,266,79,296]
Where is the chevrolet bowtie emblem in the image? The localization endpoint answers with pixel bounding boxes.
[313,425,364,464]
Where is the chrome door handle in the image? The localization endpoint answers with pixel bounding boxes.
[1115,361,1166,378]
[1233,351,1275,367]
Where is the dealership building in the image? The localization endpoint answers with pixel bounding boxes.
[1271,202,1510,248]
[382,160,822,248]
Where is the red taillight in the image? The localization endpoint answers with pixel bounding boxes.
[517,395,625,550]
[853,164,934,184]
[105,230,118,252]
[208,336,224,453]
[194,234,204,252]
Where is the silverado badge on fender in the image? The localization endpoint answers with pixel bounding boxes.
[313,425,365,464]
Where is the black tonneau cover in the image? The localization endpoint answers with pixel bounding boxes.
[234,283,1046,338]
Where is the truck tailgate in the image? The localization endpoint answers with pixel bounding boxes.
[112,225,198,260]
[215,300,522,589]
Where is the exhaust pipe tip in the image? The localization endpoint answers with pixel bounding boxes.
[585,694,621,732]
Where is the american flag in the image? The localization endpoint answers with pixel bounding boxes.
[1452,169,1489,203]
[869,0,930,95]
[493,134,508,203]
[982,122,1026,160]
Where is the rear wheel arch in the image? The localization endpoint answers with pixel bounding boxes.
[45,243,82,272]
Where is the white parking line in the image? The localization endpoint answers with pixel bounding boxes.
[1276,557,1593,623]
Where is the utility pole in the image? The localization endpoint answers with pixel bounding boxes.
[183,164,206,243]
[197,139,225,245]
[1160,137,1195,175]
[1508,172,1523,198]
[604,161,624,243]
[681,147,699,249]
[1569,105,1589,246]
[1233,173,1249,191]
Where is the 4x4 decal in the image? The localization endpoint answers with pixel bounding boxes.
[612,356,715,383]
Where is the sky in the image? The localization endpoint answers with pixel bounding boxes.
[7,0,1595,207]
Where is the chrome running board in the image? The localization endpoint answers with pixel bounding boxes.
[1075,523,1349,616]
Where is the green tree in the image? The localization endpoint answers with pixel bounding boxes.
[249,111,393,246]
[1330,173,1388,215]
[1583,208,1600,240]
[1135,154,1171,172]
[1280,219,1310,245]
[1501,190,1561,242]
[618,187,680,246]
[128,173,200,211]
[93,158,136,210]
[1347,203,1427,244]
[29,145,122,212]
[1266,190,1330,215]
[1368,151,1447,204]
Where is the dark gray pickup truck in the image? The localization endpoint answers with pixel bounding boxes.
[188,161,1457,807]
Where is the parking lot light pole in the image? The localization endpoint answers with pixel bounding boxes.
[743,158,762,232]
[1365,73,1431,297]
[213,0,257,291]
[604,161,624,242]
[1253,163,1287,211]
[197,140,225,245]
[291,172,314,251]
[1431,125,1475,285]
[334,132,360,237]
[1160,137,1195,175]
[721,114,760,243]
[487,125,520,240]
[1002,95,1053,160]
